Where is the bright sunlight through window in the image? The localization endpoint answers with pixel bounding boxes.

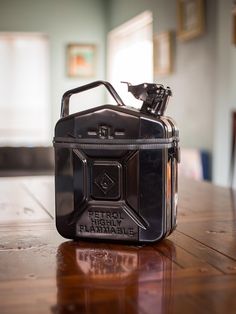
[107,11,153,108]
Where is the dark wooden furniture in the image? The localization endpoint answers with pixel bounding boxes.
[0,147,54,177]
[0,176,236,313]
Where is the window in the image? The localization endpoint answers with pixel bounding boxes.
[107,11,153,107]
[0,33,50,145]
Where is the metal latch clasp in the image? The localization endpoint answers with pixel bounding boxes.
[122,82,172,116]
[168,141,180,163]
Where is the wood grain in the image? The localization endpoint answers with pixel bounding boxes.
[1,176,236,313]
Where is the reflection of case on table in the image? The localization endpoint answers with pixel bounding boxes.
[53,240,176,313]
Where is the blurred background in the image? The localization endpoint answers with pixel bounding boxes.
[0,0,234,187]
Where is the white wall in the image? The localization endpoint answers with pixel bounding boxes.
[106,0,217,154]
[213,0,236,186]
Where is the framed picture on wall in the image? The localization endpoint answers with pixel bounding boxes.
[153,32,173,76]
[66,44,96,77]
[177,0,205,41]
[232,3,236,45]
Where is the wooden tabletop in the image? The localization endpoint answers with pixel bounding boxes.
[0,176,236,314]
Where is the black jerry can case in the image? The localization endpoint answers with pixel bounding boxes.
[54,81,180,243]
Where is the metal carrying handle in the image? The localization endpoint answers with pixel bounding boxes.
[61,80,125,118]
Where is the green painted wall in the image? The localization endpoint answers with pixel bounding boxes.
[107,0,176,32]
[0,0,107,137]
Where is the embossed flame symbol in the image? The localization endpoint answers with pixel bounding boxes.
[95,172,115,194]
